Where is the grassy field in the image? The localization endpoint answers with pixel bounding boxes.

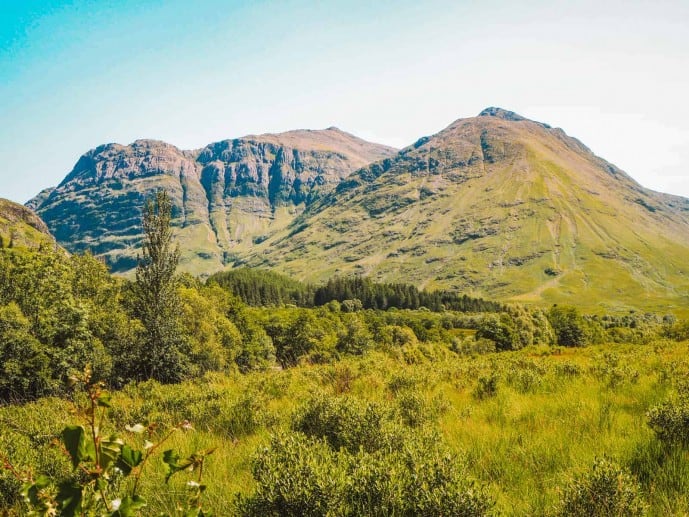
[2,339,688,515]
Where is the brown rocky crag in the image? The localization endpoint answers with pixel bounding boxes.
[29,129,396,274]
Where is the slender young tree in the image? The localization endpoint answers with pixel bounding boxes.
[132,190,187,382]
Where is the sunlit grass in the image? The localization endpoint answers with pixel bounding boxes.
[2,341,688,515]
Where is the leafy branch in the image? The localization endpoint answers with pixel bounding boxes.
[8,366,215,516]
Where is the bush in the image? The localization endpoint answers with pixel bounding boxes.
[647,396,689,447]
[475,313,520,351]
[558,458,647,516]
[0,303,52,401]
[237,433,347,516]
[395,391,433,428]
[473,373,499,400]
[292,395,390,454]
[666,320,689,341]
[548,305,588,347]
[239,431,493,517]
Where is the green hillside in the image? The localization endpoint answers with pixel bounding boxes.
[0,198,56,250]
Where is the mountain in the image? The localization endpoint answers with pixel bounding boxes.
[0,198,56,249]
[242,108,689,312]
[29,109,689,311]
[29,129,396,274]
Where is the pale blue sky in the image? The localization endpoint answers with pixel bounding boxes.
[1,0,688,203]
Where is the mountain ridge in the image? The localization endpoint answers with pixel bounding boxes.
[28,128,397,274]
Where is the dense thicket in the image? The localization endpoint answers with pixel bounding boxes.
[0,245,275,402]
[314,276,504,312]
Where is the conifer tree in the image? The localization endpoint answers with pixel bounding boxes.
[132,190,187,382]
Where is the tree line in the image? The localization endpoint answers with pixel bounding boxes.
[208,268,503,313]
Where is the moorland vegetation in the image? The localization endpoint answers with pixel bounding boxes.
[1,191,689,515]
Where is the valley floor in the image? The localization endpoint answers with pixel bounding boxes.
[2,340,689,516]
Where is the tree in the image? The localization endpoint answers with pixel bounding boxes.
[131,190,187,382]
[548,305,588,347]
[476,313,519,350]
[0,303,51,401]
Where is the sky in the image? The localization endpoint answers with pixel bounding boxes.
[1,0,688,203]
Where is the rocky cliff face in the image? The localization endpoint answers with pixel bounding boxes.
[29,129,396,274]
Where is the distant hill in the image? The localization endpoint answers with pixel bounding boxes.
[243,108,689,312]
[28,129,396,274]
[0,198,56,249]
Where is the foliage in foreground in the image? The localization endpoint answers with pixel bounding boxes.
[2,341,689,515]
[646,383,689,447]
[4,369,214,517]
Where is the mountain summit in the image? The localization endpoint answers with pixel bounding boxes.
[477,107,528,121]
[240,109,689,311]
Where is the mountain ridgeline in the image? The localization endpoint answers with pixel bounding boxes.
[27,108,689,311]
[28,129,396,274]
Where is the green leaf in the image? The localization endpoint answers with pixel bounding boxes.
[21,475,52,506]
[101,436,124,470]
[97,392,112,408]
[116,445,143,475]
[163,449,193,483]
[110,495,146,517]
[56,481,83,517]
[61,425,90,469]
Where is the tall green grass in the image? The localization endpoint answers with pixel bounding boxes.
[1,340,688,515]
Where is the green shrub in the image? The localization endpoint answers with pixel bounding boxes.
[239,431,493,517]
[548,305,588,347]
[647,396,689,447]
[395,391,432,428]
[475,313,520,350]
[292,395,390,454]
[346,433,492,517]
[665,320,689,341]
[507,368,543,394]
[0,303,52,401]
[237,433,348,516]
[473,373,499,400]
[386,370,420,394]
[219,390,267,439]
[558,458,647,516]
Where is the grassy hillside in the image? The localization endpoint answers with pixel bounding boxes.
[0,198,56,250]
[244,110,689,313]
